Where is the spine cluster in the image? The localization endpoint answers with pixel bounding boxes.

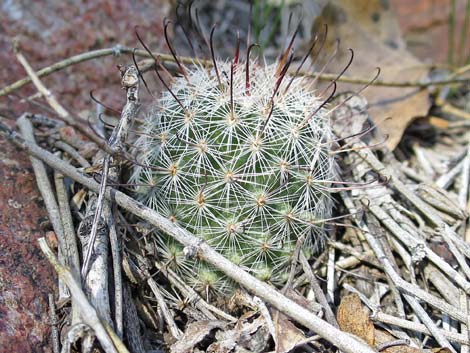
[131,57,336,297]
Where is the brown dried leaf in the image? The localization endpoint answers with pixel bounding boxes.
[273,311,306,353]
[313,0,431,150]
[338,296,427,353]
[170,320,226,353]
[234,311,266,334]
[211,312,270,353]
[235,313,271,352]
[337,293,375,346]
[206,329,238,353]
[71,189,87,210]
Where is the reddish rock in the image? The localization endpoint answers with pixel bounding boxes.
[0,0,169,114]
[0,1,169,351]
[391,0,469,64]
[0,133,56,353]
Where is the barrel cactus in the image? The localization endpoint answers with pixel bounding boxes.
[131,47,336,297]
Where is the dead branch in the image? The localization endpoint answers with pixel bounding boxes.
[39,238,129,353]
[2,45,468,103]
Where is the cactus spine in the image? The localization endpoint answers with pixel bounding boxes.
[131,55,336,297]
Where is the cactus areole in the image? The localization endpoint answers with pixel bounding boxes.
[131,47,336,296]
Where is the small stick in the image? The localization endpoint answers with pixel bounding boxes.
[375,339,410,352]
[254,296,277,347]
[54,170,81,324]
[370,220,407,318]
[292,335,321,350]
[372,311,469,344]
[404,294,456,352]
[108,214,123,338]
[54,141,91,168]
[0,125,377,353]
[326,241,336,304]
[16,115,66,255]
[460,289,470,353]
[147,277,183,339]
[122,284,145,353]
[17,115,72,303]
[49,293,60,353]
[2,45,468,101]
[340,192,467,324]
[439,100,470,120]
[77,195,112,327]
[436,156,466,189]
[459,147,470,209]
[129,251,182,339]
[299,252,338,328]
[400,165,429,183]
[13,43,111,153]
[80,157,109,279]
[28,113,64,128]
[416,185,466,220]
[424,265,460,307]
[16,119,70,298]
[153,260,236,321]
[390,237,413,273]
[54,171,81,277]
[39,238,129,353]
[329,241,383,270]
[81,65,140,278]
[1,46,129,97]
[368,203,470,293]
[412,144,435,178]
[384,201,422,238]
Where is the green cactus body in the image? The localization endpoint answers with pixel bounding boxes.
[131,59,335,296]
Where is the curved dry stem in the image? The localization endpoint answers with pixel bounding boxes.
[2,45,468,100]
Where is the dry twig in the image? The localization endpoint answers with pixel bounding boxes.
[2,45,468,102]
[39,238,129,353]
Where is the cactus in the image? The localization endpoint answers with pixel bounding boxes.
[131,47,336,297]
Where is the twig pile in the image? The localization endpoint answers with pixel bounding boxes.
[1,42,470,353]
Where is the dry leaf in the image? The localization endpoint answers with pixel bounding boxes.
[210,312,270,353]
[71,189,87,209]
[313,0,431,149]
[234,311,266,334]
[273,311,306,353]
[171,320,226,353]
[235,313,271,352]
[337,293,375,346]
[338,295,428,353]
